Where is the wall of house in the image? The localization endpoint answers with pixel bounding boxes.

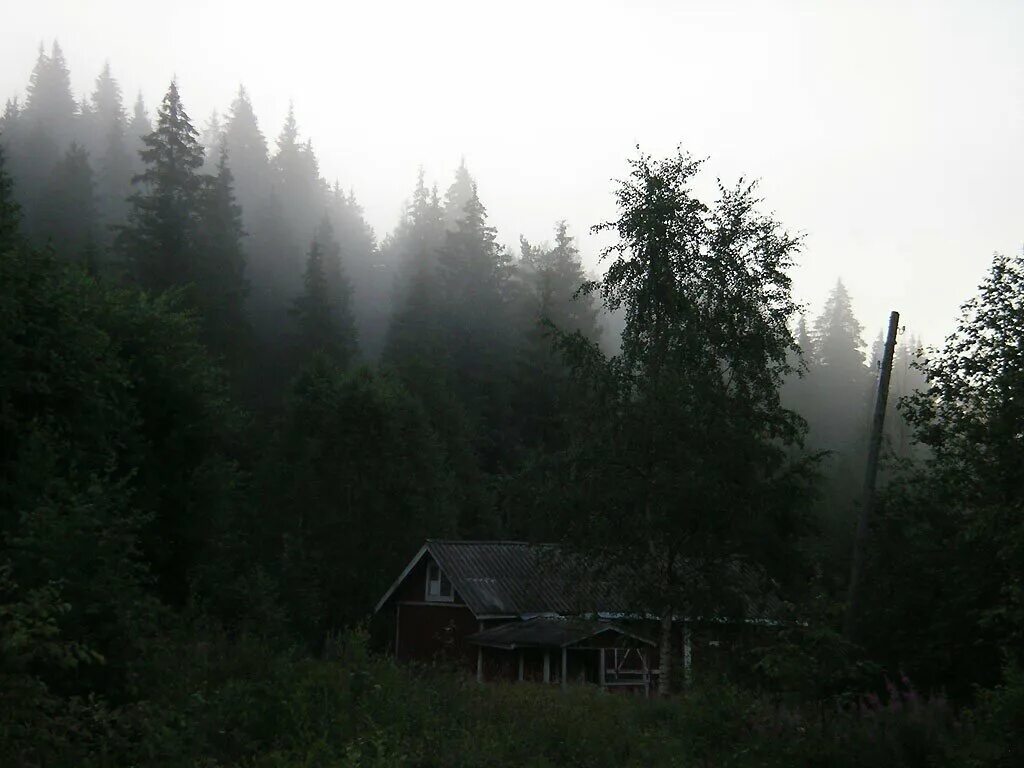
[387,554,517,673]
[395,601,480,666]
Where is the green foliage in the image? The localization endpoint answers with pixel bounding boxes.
[949,664,1024,767]
[554,149,816,644]
[195,146,250,362]
[2,45,1022,766]
[116,80,205,292]
[270,360,455,644]
[32,142,98,264]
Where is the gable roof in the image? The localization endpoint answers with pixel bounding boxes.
[374,540,629,618]
[374,539,785,622]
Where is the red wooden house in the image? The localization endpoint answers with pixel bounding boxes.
[374,540,659,692]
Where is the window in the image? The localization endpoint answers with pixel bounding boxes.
[425,561,453,602]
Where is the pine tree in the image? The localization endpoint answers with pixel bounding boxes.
[223,85,269,225]
[246,187,296,341]
[127,92,151,176]
[0,143,21,250]
[272,360,455,643]
[291,238,339,360]
[195,146,249,360]
[88,62,132,233]
[313,214,357,365]
[272,103,325,243]
[23,41,77,149]
[814,280,867,373]
[33,142,97,263]
[513,221,600,452]
[327,181,383,357]
[383,170,490,535]
[384,170,448,386]
[796,314,815,366]
[443,157,475,230]
[116,81,204,291]
[809,279,871,450]
[438,182,513,411]
[200,109,223,172]
[12,43,77,226]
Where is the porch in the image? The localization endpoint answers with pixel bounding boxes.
[467,617,657,694]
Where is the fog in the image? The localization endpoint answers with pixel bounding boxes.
[7,4,1024,758]
[5,0,1022,343]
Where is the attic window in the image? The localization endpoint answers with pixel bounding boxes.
[425,562,453,602]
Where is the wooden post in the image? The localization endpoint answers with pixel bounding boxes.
[844,310,900,640]
[476,622,484,683]
[518,650,524,682]
[543,650,550,683]
[394,603,400,660]
[657,607,672,696]
[599,648,606,687]
[560,647,567,690]
[682,622,692,687]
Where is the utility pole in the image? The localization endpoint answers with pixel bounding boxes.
[844,310,900,640]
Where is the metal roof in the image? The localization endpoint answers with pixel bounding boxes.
[374,540,784,622]
[425,540,630,618]
[466,616,655,649]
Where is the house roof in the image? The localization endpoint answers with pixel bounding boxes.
[374,540,629,617]
[374,539,785,622]
[466,616,656,650]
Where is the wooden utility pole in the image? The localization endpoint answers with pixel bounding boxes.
[844,310,900,640]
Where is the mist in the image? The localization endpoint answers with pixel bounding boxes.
[3,2,1024,765]
[5,0,1023,346]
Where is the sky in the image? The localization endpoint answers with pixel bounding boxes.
[3,0,1022,346]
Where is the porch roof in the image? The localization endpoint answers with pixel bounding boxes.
[466,617,655,650]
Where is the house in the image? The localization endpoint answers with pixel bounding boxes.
[374,540,784,693]
[374,540,662,692]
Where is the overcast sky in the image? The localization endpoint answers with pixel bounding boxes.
[4,0,1022,346]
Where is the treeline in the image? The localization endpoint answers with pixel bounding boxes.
[1,42,1022,767]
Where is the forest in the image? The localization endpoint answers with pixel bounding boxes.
[1,43,1021,767]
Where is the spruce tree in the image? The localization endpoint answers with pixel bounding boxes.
[200,109,223,172]
[116,80,204,291]
[195,146,249,360]
[314,214,357,365]
[0,143,21,250]
[796,314,815,365]
[291,238,338,360]
[443,157,475,230]
[12,43,76,226]
[223,85,269,224]
[809,279,871,452]
[272,104,325,243]
[513,221,600,452]
[127,92,151,177]
[438,182,513,420]
[88,62,132,231]
[33,142,97,264]
[384,170,448,384]
[327,181,382,357]
[23,41,77,149]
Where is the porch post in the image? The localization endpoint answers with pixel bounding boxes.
[394,603,400,659]
[598,648,606,687]
[682,622,692,687]
[518,649,524,682]
[543,650,550,683]
[476,621,484,683]
[560,647,567,690]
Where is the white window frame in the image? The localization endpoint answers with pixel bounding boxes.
[424,560,454,602]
